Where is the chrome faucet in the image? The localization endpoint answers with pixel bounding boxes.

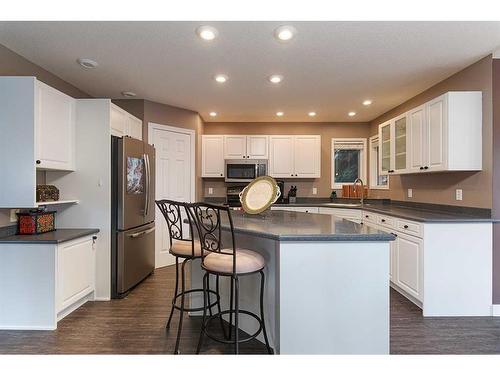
[353,178,364,206]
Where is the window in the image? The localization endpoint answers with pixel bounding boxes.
[369,135,389,189]
[331,138,367,189]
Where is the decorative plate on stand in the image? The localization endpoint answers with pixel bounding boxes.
[239,176,281,214]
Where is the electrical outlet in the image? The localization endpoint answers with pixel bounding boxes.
[10,209,19,222]
[407,189,413,198]
[456,189,463,201]
[208,187,213,195]
[312,187,317,195]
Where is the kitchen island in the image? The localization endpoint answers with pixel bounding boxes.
[190,210,395,354]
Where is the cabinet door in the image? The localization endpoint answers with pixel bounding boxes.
[247,135,269,159]
[57,236,95,312]
[395,233,423,302]
[378,121,392,175]
[224,135,247,159]
[126,115,143,140]
[408,105,426,172]
[390,238,397,282]
[110,105,127,137]
[269,136,295,178]
[426,94,447,171]
[393,114,408,173]
[294,135,321,178]
[202,136,225,177]
[36,81,75,171]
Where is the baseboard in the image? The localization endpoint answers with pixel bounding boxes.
[57,292,94,322]
[492,305,500,316]
[390,282,423,309]
[93,297,111,301]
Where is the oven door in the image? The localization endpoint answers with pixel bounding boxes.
[225,162,257,182]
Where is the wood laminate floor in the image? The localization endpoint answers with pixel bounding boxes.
[1,265,499,354]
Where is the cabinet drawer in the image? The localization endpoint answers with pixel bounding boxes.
[362,211,378,224]
[377,215,395,228]
[396,219,423,238]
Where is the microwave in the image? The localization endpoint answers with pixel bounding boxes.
[225,159,268,182]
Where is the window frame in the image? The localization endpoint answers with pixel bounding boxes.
[369,135,389,190]
[331,138,367,189]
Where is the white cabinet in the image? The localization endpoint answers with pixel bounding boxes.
[110,104,143,140]
[318,207,361,223]
[271,206,319,213]
[408,105,426,173]
[35,81,76,171]
[395,233,423,301]
[223,135,269,159]
[57,236,96,312]
[269,135,321,178]
[379,120,392,175]
[378,114,408,175]
[202,135,225,177]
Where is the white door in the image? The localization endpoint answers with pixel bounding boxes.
[110,104,127,137]
[395,233,423,301]
[294,136,321,178]
[426,94,447,171]
[247,135,269,159]
[224,135,247,159]
[202,135,224,177]
[408,105,426,172]
[151,126,193,268]
[269,136,294,178]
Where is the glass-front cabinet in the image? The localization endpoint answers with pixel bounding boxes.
[378,113,409,176]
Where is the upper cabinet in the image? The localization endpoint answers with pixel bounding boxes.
[269,135,321,178]
[36,81,76,171]
[202,135,225,177]
[379,91,482,176]
[223,135,269,159]
[110,104,143,140]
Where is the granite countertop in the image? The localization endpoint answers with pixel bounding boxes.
[0,228,100,244]
[219,210,395,242]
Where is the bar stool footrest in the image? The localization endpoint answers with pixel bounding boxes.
[202,309,263,345]
[172,288,220,313]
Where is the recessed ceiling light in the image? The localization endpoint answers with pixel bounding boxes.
[362,100,373,106]
[77,58,98,69]
[121,91,136,98]
[209,112,217,117]
[308,112,317,117]
[348,111,356,117]
[274,25,297,42]
[276,111,284,117]
[214,74,228,83]
[196,26,218,41]
[268,75,283,84]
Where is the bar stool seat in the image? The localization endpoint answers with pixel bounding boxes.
[170,240,202,257]
[203,249,265,275]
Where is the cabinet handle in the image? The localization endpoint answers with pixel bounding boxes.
[220,173,223,176]
[388,170,394,173]
[391,232,398,237]
[381,219,386,222]
[365,215,369,218]
[419,166,424,170]
[36,160,41,165]
[424,166,429,170]
[404,225,409,229]
[291,174,293,176]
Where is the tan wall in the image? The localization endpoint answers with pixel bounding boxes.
[0,44,91,227]
[114,99,205,201]
[203,122,371,198]
[368,55,493,209]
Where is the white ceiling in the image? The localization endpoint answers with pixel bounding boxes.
[1,21,499,123]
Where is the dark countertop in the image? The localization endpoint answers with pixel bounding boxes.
[272,202,495,223]
[219,210,395,242]
[0,228,100,244]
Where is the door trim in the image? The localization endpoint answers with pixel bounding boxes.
[147,122,196,203]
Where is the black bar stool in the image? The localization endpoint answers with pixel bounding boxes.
[190,202,272,354]
[155,199,223,354]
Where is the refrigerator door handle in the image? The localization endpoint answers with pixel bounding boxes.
[143,153,150,217]
[128,227,155,238]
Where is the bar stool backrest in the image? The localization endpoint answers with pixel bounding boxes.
[156,199,197,257]
[190,203,237,275]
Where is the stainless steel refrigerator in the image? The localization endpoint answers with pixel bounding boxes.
[111,136,156,298]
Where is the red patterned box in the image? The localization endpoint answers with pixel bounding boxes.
[17,210,56,235]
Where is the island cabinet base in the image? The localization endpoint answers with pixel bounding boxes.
[190,233,390,354]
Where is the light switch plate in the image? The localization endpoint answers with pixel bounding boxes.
[456,189,463,201]
[407,189,413,198]
[208,187,213,195]
[312,187,317,195]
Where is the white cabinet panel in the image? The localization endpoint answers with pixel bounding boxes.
[127,115,143,140]
[224,135,247,159]
[294,136,321,178]
[379,121,393,175]
[318,207,361,223]
[408,105,426,172]
[110,104,127,137]
[269,136,295,178]
[393,114,408,173]
[389,239,397,282]
[57,236,95,312]
[202,135,224,177]
[247,135,269,159]
[36,81,75,171]
[395,233,423,302]
[426,95,446,171]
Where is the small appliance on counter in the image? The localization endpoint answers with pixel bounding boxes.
[17,209,56,235]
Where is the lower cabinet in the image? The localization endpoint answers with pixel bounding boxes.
[318,207,361,223]
[57,236,96,315]
[393,232,423,301]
